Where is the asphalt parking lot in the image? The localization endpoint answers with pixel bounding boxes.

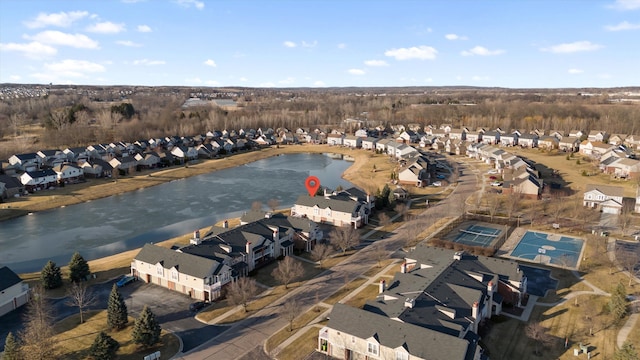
[117,281,229,353]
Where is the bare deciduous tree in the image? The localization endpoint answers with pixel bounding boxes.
[267,198,281,212]
[486,193,502,221]
[616,247,640,286]
[282,298,301,332]
[19,285,57,360]
[271,256,305,289]
[251,201,263,211]
[66,282,97,324]
[329,226,361,253]
[525,321,554,356]
[311,243,333,269]
[226,277,260,312]
[369,245,388,267]
[505,190,522,220]
[377,213,392,227]
[394,203,409,221]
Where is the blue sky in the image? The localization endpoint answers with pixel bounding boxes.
[1,0,639,88]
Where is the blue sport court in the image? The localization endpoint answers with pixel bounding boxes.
[510,230,584,269]
[453,224,503,247]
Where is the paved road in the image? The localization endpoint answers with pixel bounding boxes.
[175,159,478,360]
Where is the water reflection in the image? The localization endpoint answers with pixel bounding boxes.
[0,153,353,272]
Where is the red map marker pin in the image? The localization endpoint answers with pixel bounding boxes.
[305,176,321,197]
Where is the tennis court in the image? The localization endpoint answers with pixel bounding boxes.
[510,230,584,269]
[453,224,503,248]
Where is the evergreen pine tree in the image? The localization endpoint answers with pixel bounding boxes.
[40,260,63,289]
[131,305,161,348]
[68,252,90,283]
[107,284,128,330]
[614,341,639,360]
[3,331,20,360]
[89,331,119,360]
[608,282,627,321]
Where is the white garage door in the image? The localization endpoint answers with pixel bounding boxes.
[602,206,618,214]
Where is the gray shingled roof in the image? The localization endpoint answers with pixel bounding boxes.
[295,194,359,214]
[328,303,471,360]
[584,184,624,197]
[135,243,221,278]
[0,266,23,291]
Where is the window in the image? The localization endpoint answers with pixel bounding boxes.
[156,265,163,276]
[313,207,319,215]
[396,351,409,360]
[367,342,379,356]
[171,270,178,281]
[326,209,332,217]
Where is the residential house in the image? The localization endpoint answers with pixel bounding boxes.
[131,243,233,301]
[396,130,418,144]
[135,151,161,168]
[439,123,453,133]
[8,153,40,172]
[538,135,559,150]
[583,184,624,214]
[171,145,198,162]
[361,137,377,150]
[517,133,538,148]
[327,133,344,146]
[394,143,418,159]
[398,161,429,186]
[579,141,616,158]
[20,169,57,192]
[240,210,323,252]
[52,163,84,184]
[354,129,368,138]
[0,175,25,199]
[305,132,324,145]
[502,169,543,199]
[606,158,640,179]
[587,130,609,143]
[37,149,66,167]
[80,158,113,178]
[500,132,519,146]
[63,147,90,162]
[559,136,581,152]
[449,128,466,140]
[318,245,527,360]
[375,138,392,153]
[624,135,640,150]
[292,190,371,229]
[569,130,584,139]
[465,131,481,143]
[608,134,627,146]
[343,135,362,149]
[481,130,500,145]
[549,130,565,139]
[109,157,137,175]
[0,266,30,317]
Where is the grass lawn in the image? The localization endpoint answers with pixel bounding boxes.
[323,277,368,305]
[52,310,179,360]
[264,305,326,353]
[276,327,321,360]
[362,259,397,277]
[344,284,379,308]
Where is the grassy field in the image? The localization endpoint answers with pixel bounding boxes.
[276,326,321,360]
[264,305,326,353]
[52,310,179,360]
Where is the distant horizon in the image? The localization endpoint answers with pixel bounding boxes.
[2,0,640,88]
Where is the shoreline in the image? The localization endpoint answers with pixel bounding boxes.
[14,144,383,278]
[1,144,373,223]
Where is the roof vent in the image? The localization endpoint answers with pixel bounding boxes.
[404,298,415,309]
[453,251,463,260]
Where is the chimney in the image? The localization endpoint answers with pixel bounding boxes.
[379,280,386,294]
[487,281,494,293]
[273,229,279,241]
[401,261,407,273]
[190,229,202,245]
[404,298,415,309]
[223,220,229,228]
[246,241,252,254]
[472,301,479,319]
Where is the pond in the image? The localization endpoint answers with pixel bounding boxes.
[0,153,354,273]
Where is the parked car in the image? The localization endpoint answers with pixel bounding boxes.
[490,181,503,187]
[189,301,209,312]
[432,181,442,187]
[436,174,446,179]
[487,170,498,174]
[116,275,136,288]
[489,176,497,180]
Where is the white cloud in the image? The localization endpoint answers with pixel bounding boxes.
[0,41,57,58]
[175,0,205,9]
[424,78,433,83]
[44,59,106,77]
[259,82,275,87]
[471,75,490,81]
[609,0,640,10]
[445,33,468,40]
[205,80,219,86]
[204,59,217,67]
[337,43,347,49]
[568,68,584,74]
[137,25,152,32]
[301,40,317,48]
[86,21,126,34]
[185,77,202,84]
[25,30,99,49]
[461,46,505,56]
[364,60,389,67]
[133,59,166,65]
[541,41,603,53]
[278,77,296,85]
[116,40,142,47]
[314,80,326,86]
[348,69,366,75]
[283,41,297,48]
[24,11,89,29]
[384,45,438,60]
[9,75,21,81]
[239,77,248,82]
[605,21,640,31]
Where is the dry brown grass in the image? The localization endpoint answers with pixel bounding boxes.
[52,310,179,360]
[323,277,368,305]
[344,284,379,308]
[264,305,326,353]
[276,326,320,360]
